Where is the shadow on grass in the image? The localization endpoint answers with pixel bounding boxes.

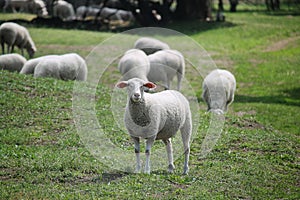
[235,87,300,107]
[166,20,236,35]
[0,15,237,34]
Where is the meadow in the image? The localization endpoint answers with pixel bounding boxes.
[0,6,299,199]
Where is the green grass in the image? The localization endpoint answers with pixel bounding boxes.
[1,9,300,199]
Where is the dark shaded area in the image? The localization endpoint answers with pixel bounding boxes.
[101,172,129,183]
[0,17,131,32]
[0,14,237,34]
[234,87,300,107]
[166,19,236,35]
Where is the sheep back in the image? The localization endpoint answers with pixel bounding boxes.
[118,49,150,81]
[20,55,58,75]
[148,49,185,90]
[134,37,170,55]
[0,53,26,72]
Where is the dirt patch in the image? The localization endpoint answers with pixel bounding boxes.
[228,110,266,130]
[264,36,300,52]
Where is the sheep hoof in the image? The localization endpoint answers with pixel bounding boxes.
[182,166,189,175]
[168,164,175,173]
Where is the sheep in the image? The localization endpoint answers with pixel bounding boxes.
[53,0,76,21]
[134,37,170,55]
[76,6,100,20]
[28,0,48,17]
[147,49,185,91]
[20,55,58,75]
[0,22,36,58]
[118,49,150,82]
[3,0,28,13]
[99,7,134,23]
[202,69,236,114]
[0,53,27,72]
[33,53,87,81]
[116,78,192,174]
[3,0,48,17]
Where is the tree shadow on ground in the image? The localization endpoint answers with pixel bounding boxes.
[0,15,237,34]
[234,87,300,107]
[166,20,236,35]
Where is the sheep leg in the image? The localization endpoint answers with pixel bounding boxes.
[163,138,175,173]
[1,43,4,54]
[132,136,141,173]
[7,45,11,54]
[177,72,183,91]
[144,136,155,174]
[180,122,191,175]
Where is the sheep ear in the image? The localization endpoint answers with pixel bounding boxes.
[116,81,128,88]
[144,82,156,89]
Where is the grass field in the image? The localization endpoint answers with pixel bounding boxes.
[0,7,300,199]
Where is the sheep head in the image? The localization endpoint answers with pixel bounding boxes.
[116,78,156,103]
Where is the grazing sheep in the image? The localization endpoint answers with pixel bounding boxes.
[33,53,87,81]
[147,49,185,91]
[134,37,170,55]
[202,69,236,114]
[0,22,36,58]
[116,78,192,174]
[53,0,76,21]
[0,53,26,72]
[20,55,57,75]
[118,49,150,81]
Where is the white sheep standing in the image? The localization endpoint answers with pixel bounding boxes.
[53,0,76,21]
[134,37,170,55]
[147,49,185,91]
[116,78,192,174]
[0,22,36,58]
[0,53,27,72]
[20,55,57,75]
[27,53,87,81]
[118,49,150,81]
[202,69,236,114]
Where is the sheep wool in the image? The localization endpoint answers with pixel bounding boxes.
[116,78,192,174]
[0,53,26,72]
[33,53,87,81]
[118,49,150,81]
[147,49,185,90]
[134,37,170,55]
[20,55,58,75]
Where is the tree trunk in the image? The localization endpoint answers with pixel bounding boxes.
[229,0,239,12]
[174,0,212,20]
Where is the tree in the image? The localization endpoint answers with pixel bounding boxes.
[173,0,212,21]
[119,0,213,26]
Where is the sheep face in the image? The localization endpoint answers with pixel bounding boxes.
[116,78,156,103]
[27,46,36,58]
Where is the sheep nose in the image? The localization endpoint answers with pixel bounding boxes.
[134,93,140,98]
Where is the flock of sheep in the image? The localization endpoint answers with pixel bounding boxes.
[2,0,135,25]
[0,21,236,174]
